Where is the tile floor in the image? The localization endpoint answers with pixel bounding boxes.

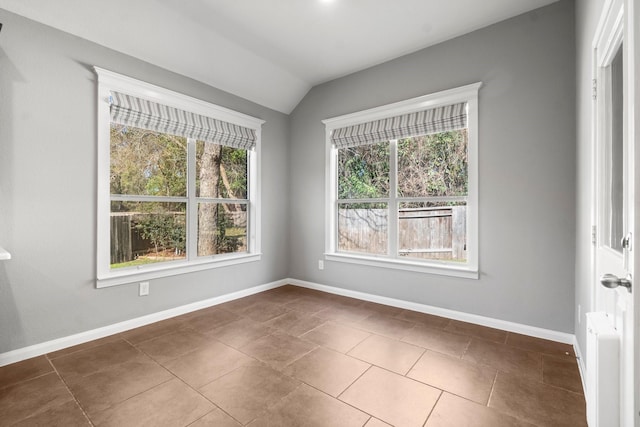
[0,285,587,426]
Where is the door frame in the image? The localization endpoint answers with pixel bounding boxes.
[629,0,640,422]
[590,0,637,425]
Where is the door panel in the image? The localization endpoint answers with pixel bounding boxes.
[592,0,635,425]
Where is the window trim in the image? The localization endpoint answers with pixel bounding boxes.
[95,67,264,288]
[322,83,481,279]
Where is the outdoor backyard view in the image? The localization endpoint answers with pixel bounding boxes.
[109,124,248,269]
[109,123,468,269]
[337,129,468,261]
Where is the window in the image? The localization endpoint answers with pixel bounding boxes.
[323,83,480,278]
[96,68,263,287]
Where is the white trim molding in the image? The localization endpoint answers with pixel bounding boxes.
[322,83,481,279]
[94,67,264,287]
[0,278,577,367]
[574,335,589,397]
[0,279,286,367]
[289,278,575,344]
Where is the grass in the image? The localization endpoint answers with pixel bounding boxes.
[111,252,186,269]
[110,258,169,269]
[110,229,245,269]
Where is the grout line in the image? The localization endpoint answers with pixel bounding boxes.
[336,364,373,400]
[0,368,55,392]
[47,335,125,362]
[504,331,511,344]
[245,382,305,425]
[195,395,245,426]
[460,336,473,359]
[343,332,373,355]
[4,287,586,426]
[45,355,96,427]
[423,390,444,427]
[486,370,499,407]
[281,345,319,369]
[404,347,427,376]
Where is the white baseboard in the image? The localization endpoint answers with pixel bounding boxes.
[286,278,576,345]
[1,276,577,367]
[0,279,287,367]
[573,335,588,396]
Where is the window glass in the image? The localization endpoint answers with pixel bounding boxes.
[337,142,390,199]
[196,141,248,199]
[325,84,479,277]
[110,201,186,268]
[397,130,468,198]
[338,202,388,255]
[605,45,624,252]
[197,202,247,256]
[97,68,263,286]
[110,124,187,197]
[334,130,469,262]
[398,201,467,262]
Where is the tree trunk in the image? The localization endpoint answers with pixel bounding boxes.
[197,143,223,256]
[220,165,237,212]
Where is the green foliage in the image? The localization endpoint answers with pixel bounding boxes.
[110,124,187,197]
[398,130,468,197]
[220,147,248,198]
[134,212,185,255]
[110,125,250,263]
[110,257,167,269]
[196,142,248,199]
[337,141,390,199]
[214,211,242,253]
[337,130,468,201]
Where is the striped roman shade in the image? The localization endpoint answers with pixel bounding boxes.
[110,92,257,150]
[331,102,467,149]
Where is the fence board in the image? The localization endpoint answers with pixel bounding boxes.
[110,215,132,264]
[338,206,467,261]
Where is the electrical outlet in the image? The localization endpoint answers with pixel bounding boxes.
[318,260,324,270]
[139,281,150,296]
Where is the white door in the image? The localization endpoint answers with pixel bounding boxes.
[592,0,636,425]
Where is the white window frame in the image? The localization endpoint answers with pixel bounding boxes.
[322,83,481,279]
[95,67,263,288]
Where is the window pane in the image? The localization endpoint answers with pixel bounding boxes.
[338,142,390,199]
[397,130,468,198]
[110,124,187,197]
[338,203,388,255]
[198,202,248,256]
[604,45,624,252]
[196,142,248,199]
[398,201,466,262]
[110,201,186,268]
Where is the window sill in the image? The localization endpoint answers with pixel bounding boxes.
[97,253,262,288]
[324,253,479,279]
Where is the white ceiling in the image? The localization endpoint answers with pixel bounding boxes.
[0,0,558,113]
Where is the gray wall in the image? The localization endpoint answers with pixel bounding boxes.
[289,1,576,332]
[0,1,579,354]
[0,9,290,352]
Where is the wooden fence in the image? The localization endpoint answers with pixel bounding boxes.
[110,213,175,264]
[338,206,466,261]
[110,211,246,264]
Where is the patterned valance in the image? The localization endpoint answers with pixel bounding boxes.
[331,102,467,148]
[110,91,256,150]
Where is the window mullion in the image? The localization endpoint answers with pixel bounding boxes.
[389,139,398,257]
[187,138,197,260]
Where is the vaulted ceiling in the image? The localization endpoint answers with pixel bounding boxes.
[0,0,558,113]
